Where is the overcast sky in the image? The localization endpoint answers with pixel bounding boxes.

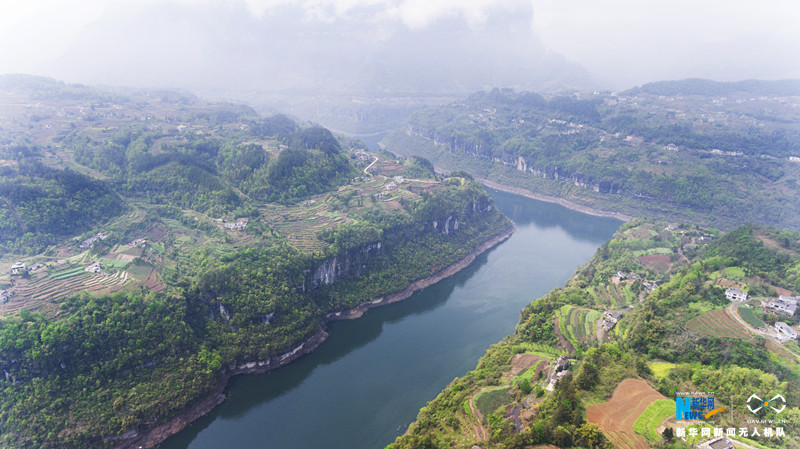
[1,0,798,90]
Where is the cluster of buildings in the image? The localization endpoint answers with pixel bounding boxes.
[615,271,658,293]
[9,262,44,275]
[79,232,108,249]
[128,238,147,247]
[223,218,248,231]
[766,295,798,316]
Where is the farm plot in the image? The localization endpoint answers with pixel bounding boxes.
[474,387,513,423]
[556,305,602,346]
[637,254,671,274]
[737,305,765,328]
[586,378,665,449]
[633,399,675,442]
[685,308,753,340]
[506,353,548,380]
[589,284,632,307]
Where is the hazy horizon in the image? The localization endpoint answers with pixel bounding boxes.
[2,0,798,96]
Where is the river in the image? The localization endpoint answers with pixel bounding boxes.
[158,187,621,449]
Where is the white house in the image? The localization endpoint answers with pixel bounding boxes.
[768,296,798,316]
[10,262,26,275]
[725,288,748,302]
[775,322,798,343]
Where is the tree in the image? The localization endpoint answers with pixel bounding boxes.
[575,423,612,449]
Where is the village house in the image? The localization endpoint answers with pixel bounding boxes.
[301,200,316,206]
[601,311,623,332]
[80,232,108,249]
[84,262,103,274]
[224,218,248,230]
[767,295,798,316]
[775,322,798,343]
[725,288,748,302]
[28,263,44,272]
[0,290,13,304]
[10,262,26,275]
[555,355,571,373]
[383,182,397,191]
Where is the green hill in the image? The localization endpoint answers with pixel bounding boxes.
[384,87,800,231]
[389,221,800,449]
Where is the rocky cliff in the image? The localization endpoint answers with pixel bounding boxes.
[406,124,622,194]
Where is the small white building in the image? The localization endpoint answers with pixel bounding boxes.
[10,262,26,275]
[775,322,798,343]
[725,288,748,302]
[224,218,249,230]
[84,262,103,274]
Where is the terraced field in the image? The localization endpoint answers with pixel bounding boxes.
[588,283,636,308]
[685,308,753,340]
[0,269,132,316]
[556,305,602,346]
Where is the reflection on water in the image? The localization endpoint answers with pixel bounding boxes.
[159,190,620,449]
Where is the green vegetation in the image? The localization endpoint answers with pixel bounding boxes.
[474,387,512,423]
[633,399,675,441]
[0,162,124,253]
[389,221,800,449]
[384,88,800,231]
[0,77,515,448]
[648,361,677,380]
[739,305,767,328]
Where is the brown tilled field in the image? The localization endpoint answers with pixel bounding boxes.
[586,378,665,449]
[637,254,671,274]
[506,353,548,379]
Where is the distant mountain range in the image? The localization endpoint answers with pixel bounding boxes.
[625,78,800,97]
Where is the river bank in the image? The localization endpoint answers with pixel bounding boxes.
[480,179,633,222]
[115,226,515,449]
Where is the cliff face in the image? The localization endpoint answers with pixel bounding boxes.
[305,195,498,290]
[406,124,622,194]
[304,242,383,290]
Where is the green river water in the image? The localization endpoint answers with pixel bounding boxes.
[159,188,621,449]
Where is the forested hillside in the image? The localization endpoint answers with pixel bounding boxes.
[0,75,513,448]
[389,221,800,449]
[384,81,800,230]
